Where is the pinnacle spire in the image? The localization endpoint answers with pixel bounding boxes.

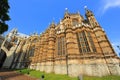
[50,20,55,28]
[84,6,88,11]
[64,8,69,15]
[84,6,94,17]
[65,8,68,13]
[64,8,70,19]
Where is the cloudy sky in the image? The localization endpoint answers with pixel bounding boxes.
[6,0,120,55]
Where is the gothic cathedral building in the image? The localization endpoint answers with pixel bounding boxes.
[29,8,120,76]
[1,8,120,76]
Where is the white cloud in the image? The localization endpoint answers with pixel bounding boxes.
[102,0,120,13]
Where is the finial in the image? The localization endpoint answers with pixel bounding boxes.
[84,6,87,10]
[60,18,63,24]
[40,32,42,35]
[50,20,55,28]
[51,21,55,25]
[15,28,18,32]
[65,8,68,13]
[65,8,68,11]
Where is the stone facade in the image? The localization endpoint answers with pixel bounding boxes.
[29,8,120,76]
[0,8,120,77]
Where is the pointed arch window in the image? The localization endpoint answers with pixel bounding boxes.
[29,46,35,57]
[87,32,96,52]
[57,37,65,55]
[77,31,90,53]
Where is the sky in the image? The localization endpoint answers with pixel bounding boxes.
[6,0,120,55]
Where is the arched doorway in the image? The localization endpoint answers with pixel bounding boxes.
[0,49,7,68]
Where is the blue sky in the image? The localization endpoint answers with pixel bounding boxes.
[6,0,120,55]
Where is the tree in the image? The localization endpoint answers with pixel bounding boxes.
[0,0,10,34]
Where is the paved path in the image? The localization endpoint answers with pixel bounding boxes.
[0,69,38,80]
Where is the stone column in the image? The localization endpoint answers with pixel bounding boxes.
[46,23,56,73]
[65,26,80,76]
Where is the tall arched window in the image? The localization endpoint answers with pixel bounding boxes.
[77,31,96,53]
[29,46,35,57]
[87,32,96,52]
[77,31,90,53]
[57,37,65,55]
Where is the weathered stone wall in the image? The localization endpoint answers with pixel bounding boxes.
[30,58,120,77]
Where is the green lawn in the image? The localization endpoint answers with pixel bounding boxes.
[17,69,120,80]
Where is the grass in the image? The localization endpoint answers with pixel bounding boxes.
[17,68,120,80]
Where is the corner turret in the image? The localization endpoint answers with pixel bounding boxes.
[85,7,99,27]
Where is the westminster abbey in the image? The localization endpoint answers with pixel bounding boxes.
[0,8,120,76]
